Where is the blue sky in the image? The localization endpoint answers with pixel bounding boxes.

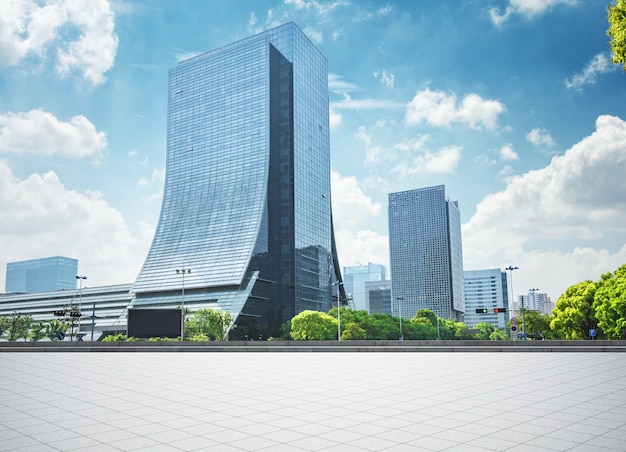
[1,0,625,304]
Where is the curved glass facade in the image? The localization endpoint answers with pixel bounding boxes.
[132,23,341,336]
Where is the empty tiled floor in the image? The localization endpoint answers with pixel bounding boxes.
[1,352,625,451]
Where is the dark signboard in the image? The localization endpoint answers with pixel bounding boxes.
[128,308,182,338]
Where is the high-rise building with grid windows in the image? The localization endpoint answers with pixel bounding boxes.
[388,185,465,320]
[132,23,343,338]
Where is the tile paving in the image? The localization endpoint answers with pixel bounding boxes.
[1,352,625,451]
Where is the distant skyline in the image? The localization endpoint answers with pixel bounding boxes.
[1,0,625,302]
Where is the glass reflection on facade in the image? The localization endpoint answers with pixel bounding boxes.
[388,185,465,320]
[132,23,342,337]
[6,256,78,294]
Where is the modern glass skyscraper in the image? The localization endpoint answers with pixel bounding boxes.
[132,23,343,338]
[388,185,465,320]
[5,256,78,293]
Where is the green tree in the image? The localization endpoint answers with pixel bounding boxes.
[608,0,626,70]
[550,280,598,339]
[45,319,69,341]
[593,264,626,339]
[290,310,337,340]
[360,313,400,339]
[186,309,234,341]
[521,310,553,340]
[341,322,366,340]
[1,312,32,341]
[473,322,495,340]
[489,329,510,341]
[412,309,438,326]
[28,322,47,342]
[409,316,437,339]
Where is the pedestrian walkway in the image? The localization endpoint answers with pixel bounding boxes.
[1,352,625,451]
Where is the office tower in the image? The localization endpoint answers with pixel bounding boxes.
[5,256,78,294]
[464,268,509,329]
[517,291,553,315]
[388,185,464,320]
[343,263,386,311]
[132,23,343,337]
[365,280,392,315]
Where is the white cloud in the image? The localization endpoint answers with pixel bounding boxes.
[302,26,323,44]
[393,145,462,177]
[463,114,626,300]
[0,160,147,290]
[331,170,388,270]
[565,53,617,90]
[526,128,555,146]
[406,89,505,130]
[0,109,107,160]
[499,143,519,161]
[374,69,394,88]
[332,92,402,111]
[0,0,118,86]
[328,74,359,92]
[490,0,577,27]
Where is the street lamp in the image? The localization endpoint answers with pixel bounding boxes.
[75,275,87,339]
[395,297,404,341]
[505,266,519,339]
[332,281,343,340]
[175,267,191,341]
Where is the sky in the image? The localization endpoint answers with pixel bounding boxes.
[1,0,625,305]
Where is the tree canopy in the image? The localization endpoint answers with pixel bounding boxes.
[593,264,626,339]
[608,0,626,70]
[290,310,337,340]
[551,280,598,339]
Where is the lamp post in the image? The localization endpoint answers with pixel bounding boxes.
[175,267,191,341]
[75,275,87,339]
[395,297,404,341]
[332,281,343,340]
[505,266,519,339]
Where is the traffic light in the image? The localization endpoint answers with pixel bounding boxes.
[53,310,65,317]
[475,308,488,314]
[494,308,507,313]
[69,311,81,318]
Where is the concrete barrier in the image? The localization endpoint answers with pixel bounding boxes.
[1,340,625,352]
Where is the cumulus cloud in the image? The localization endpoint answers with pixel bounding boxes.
[463,115,626,299]
[499,143,519,161]
[331,170,388,270]
[0,0,118,86]
[0,109,107,160]
[0,160,147,290]
[406,88,505,130]
[565,53,618,90]
[490,0,577,27]
[526,128,555,146]
[392,145,462,177]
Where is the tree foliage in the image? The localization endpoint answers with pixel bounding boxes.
[551,280,598,339]
[593,264,626,339]
[0,312,32,341]
[290,310,337,340]
[608,0,626,70]
[341,322,367,340]
[520,310,554,340]
[186,309,234,341]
